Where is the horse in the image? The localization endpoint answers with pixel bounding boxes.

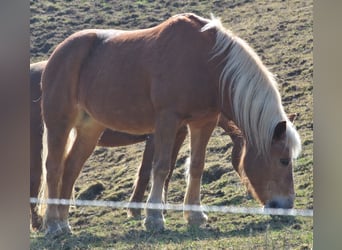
[38,13,301,236]
[30,61,241,231]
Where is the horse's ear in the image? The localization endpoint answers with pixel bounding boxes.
[288,113,298,122]
[273,121,287,140]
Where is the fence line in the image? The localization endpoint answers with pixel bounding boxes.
[30,198,313,217]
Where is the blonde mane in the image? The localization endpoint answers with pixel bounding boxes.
[202,15,301,158]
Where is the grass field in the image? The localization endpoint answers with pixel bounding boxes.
[30,0,313,249]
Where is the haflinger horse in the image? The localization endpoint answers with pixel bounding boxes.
[38,13,301,236]
[30,60,238,231]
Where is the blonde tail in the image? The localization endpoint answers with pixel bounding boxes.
[37,123,48,217]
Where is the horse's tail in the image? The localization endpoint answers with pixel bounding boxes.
[37,123,48,217]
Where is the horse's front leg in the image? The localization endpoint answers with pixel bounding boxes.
[144,112,180,231]
[184,119,217,226]
[163,125,188,207]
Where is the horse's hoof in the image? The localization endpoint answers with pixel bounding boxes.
[45,220,71,238]
[144,215,165,232]
[185,211,208,226]
[127,208,142,220]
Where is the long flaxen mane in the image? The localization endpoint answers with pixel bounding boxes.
[201,15,301,158]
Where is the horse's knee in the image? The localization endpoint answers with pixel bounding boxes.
[187,160,205,179]
[152,162,170,180]
[137,163,151,181]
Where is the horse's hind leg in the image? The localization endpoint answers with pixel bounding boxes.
[43,117,76,236]
[184,119,216,226]
[58,116,104,227]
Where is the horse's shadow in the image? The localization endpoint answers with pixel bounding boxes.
[30,216,300,249]
[227,215,298,237]
[116,215,299,244]
[30,231,108,250]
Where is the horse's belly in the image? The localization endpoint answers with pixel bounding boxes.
[97,107,155,134]
[80,91,156,134]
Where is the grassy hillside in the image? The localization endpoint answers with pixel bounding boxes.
[30,0,313,249]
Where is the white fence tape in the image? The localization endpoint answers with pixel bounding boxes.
[30,198,313,217]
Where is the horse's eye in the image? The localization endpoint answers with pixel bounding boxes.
[280,158,290,166]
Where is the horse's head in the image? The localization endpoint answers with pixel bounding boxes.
[233,115,300,209]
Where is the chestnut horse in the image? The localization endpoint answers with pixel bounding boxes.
[30,61,240,231]
[38,13,301,236]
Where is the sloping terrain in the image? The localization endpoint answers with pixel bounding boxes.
[30,0,313,249]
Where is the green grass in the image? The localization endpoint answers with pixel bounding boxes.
[30,0,313,248]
